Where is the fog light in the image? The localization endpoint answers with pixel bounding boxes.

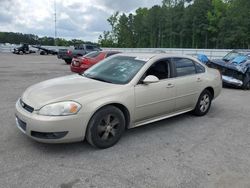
[31,131,68,139]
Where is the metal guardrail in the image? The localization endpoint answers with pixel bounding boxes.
[102,48,231,59]
[0,44,232,59]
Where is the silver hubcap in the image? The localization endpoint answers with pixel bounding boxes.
[200,94,210,113]
[97,114,120,141]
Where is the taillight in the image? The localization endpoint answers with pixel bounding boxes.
[82,58,91,65]
[72,60,80,66]
[67,50,72,55]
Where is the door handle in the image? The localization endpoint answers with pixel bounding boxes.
[166,83,174,88]
[197,77,202,82]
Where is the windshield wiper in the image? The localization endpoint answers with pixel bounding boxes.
[82,73,113,83]
[90,77,113,83]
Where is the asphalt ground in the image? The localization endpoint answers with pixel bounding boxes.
[0,52,250,188]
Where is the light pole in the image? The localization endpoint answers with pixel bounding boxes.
[54,0,57,46]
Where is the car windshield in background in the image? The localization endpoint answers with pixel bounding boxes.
[84,51,101,58]
[83,56,146,84]
[223,52,240,61]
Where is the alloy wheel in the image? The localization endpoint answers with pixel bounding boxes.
[200,94,210,113]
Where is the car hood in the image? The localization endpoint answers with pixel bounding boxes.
[211,59,249,73]
[21,74,116,110]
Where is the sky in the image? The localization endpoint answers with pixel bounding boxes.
[0,0,162,42]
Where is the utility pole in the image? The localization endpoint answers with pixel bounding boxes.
[54,0,57,46]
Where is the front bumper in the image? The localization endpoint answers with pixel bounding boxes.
[15,99,86,143]
[207,61,250,88]
[222,75,243,87]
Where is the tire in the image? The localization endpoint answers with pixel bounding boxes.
[193,89,212,116]
[64,59,72,64]
[242,72,250,90]
[242,80,250,90]
[40,51,46,55]
[86,106,125,149]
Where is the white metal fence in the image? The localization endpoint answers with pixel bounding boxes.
[0,43,232,59]
[102,48,231,59]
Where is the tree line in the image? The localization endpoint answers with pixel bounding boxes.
[0,32,95,46]
[98,0,250,49]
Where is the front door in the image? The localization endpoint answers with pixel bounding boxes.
[134,59,176,123]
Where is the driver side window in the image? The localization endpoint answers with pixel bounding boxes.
[139,60,170,84]
[145,60,170,80]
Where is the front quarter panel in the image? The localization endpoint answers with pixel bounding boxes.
[77,86,135,132]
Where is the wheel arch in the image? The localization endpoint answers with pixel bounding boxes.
[204,87,214,99]
[88,102,131,129]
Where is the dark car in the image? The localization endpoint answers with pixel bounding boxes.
[202,50,250,90]
[57,44,101,64]
[71,51,120,73]
[12,43,36,55]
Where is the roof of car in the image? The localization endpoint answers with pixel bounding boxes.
[101,50,121,54]
[117,52,194,61]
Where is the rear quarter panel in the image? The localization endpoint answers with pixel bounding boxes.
[204,67,222,99]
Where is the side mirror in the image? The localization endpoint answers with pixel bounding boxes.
[143,75,159,84]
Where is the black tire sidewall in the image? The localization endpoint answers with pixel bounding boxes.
[86,106,125,149]
[65,59,72,64]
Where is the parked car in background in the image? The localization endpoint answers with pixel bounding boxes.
[203,50,250,90]
[12,43,36,54]
[15,53,222,148]
[71,51,121,73]
[57,44,101,64]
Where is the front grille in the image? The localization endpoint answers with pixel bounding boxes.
[16,116,27,131]
[20,99,34,113]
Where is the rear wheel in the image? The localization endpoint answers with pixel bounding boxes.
[193,90,212,116]
[86,106,125,149]
[64,59,72,64]
[40,51,47,55]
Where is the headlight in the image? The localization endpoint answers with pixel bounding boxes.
[38,101,81,116]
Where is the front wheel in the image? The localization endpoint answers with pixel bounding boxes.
[193,90,212,116]
[86,106,125,149]
[242,80,250,90]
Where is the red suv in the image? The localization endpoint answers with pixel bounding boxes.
[70,51,120,73]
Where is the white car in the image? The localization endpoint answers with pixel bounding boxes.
[15,53,222,148]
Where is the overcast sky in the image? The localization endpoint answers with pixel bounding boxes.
[0,0,162,42]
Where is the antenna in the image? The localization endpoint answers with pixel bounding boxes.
[54,0,57,46]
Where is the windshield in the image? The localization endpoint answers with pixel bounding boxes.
[84,51,101,58]
[83,56,146,84]
[223,52,240,61]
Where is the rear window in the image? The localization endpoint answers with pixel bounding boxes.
[86,45,94,50]
[173,58,196,77]
[195,63,205,73]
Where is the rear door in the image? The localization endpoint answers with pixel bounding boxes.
[171,58,205,111]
